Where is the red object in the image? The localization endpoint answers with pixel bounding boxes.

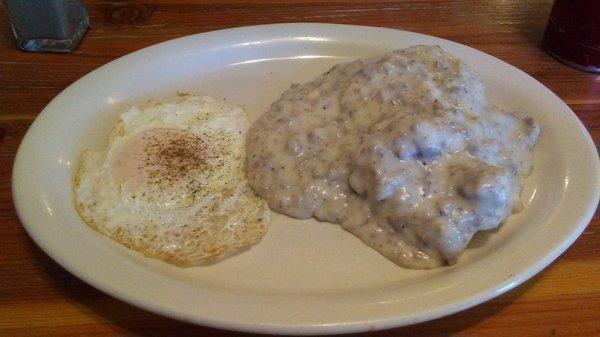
[542,0,600,73]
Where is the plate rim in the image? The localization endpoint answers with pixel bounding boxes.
[12,23,600,335]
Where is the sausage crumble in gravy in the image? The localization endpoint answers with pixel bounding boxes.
[246,45,539,269]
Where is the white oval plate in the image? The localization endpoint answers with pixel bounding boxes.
[12,24,599,335]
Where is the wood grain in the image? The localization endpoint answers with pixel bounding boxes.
[1,1,598,336]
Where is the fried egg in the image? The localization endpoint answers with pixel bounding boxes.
[74,95,269,266]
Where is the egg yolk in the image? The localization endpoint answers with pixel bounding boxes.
[109,128,208,209]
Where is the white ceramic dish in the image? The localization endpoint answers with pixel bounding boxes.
[12,24,599,335]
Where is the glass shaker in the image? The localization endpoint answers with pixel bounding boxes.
[5,0,89,52]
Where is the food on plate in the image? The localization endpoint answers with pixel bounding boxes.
[74,95,269,266]
[246,45,539,269]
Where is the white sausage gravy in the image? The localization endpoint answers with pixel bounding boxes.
[246,45,539,268]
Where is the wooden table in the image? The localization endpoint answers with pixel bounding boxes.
[1,1,598,336]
